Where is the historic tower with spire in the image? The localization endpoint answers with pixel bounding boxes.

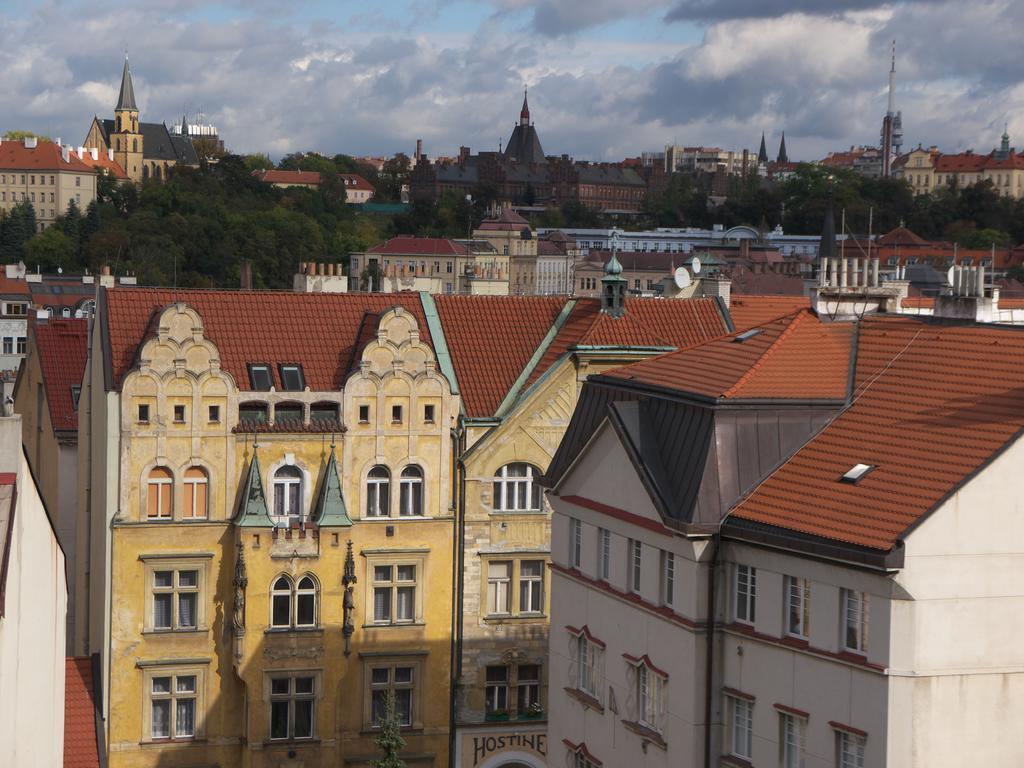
[777,132,789,164]
[113,56,144,182]
[502,87,546,164]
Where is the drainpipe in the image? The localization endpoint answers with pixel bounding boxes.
[448,424,467,768]
[703,535,721,768]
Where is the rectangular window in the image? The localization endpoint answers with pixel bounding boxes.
[138,403,151,423]
[735,564,757,624]
[279,364,305,391]
[517,664,540,712]
[485,666,508,714]
[729,696,753,759]
[423,404,435,423]
[208,405,220,423]
[1,337,11,355]
[519,560,544,614]
[70,385,81,411]
[574,633,602,698]
[487,561,512,615]
[635,663,665,730]
[836,730,866,768]
[842,589,868,653]
[370,665,414,727]
[269,675,315,740]
[16,337,25,354]
[780,712,807,768]
[372,564,417,625]
[785,576,810,638]
[628,539,642,594]
[660,550,675,606]
[446,261,453,273]
[239,402,268,424]
[570,518,582,568]
[173,404,186,423]
[151,568,200,631]
[248,364,273,391]
[358,404,370,423]
[149,673,197,740]
[391,404,402,423]
[597,528,610,580]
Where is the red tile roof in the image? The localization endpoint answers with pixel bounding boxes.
[933,152,987,173]
[731,315,1024,550]
[340,173,375,192]
[252,169,321,185]
[71,148,129,180]
[729,295,810,331]
[0,275,31,297]
[35,318,88,432]
[603,310,851,400]
[64,657,101,768]
[0,139,94,173]
[104,289,432,391]
[368,237,468,256]
[876,226,929,247]
[433,295,567,416]
[478,206,530,231]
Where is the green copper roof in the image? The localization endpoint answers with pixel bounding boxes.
[314,450,352,527]
[234,451,274,527]
[603,251,625,281]
[419,292,461,397]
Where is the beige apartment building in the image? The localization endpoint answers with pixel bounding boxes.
[0,137,97,229]
[895,131,1024,198]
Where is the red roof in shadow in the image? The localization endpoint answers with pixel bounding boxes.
[35,318,88,432]
[876,226,930,247]
[478,206,530,231]
[731,315,1024,549]
[729,295,810,331]
[64,657,101,768]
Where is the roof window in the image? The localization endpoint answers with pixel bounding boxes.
[248,364,273,391]
[733,329,763,343]
[840,463,875,484]
[279,364,305,392]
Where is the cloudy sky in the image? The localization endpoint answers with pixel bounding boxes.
[2,0,1021,162]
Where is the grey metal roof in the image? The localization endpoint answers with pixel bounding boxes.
[99,119,198,163]
[503,124,546,164]
[116,58,137,112]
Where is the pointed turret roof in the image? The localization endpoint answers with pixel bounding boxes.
[234,449,274,527]
[758,132,768,164]
[313,449,352,527]
[116,56,138,112]
[520,87,530,122]
[777,132,789,163]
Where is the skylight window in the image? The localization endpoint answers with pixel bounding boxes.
[840,463,876,484]
[248,364,273,391]
[279,364,305,392]
[733,329,763,343]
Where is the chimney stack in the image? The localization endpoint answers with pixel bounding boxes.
[240,260,253,291]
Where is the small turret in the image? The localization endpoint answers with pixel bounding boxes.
[757,132,768,165]
[600,234,627,318]
[520,87,530,127]
[777,132,789,163]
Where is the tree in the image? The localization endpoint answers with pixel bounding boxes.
[373,690,406,768]
[3,130,52,142]
[0,201,38,260]
[243,153,273,172]
[377,154,411,202]
[24,227,74,272]
[360,259,384,291]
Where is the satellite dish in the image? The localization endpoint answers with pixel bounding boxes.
[946,266,955,286]
[691,256,702,275]
[674,266,692,290]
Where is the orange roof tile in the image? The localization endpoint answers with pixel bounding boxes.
[64,657,100,768]
[71,148,129,180]
[603,310,851,401]
[729,295,810,331]
[731,315,1024,550]
[368,237,468,256]
[35,318,88,432]
[0,139,94,173]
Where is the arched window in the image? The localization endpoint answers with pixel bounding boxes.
[399,466,423,517]
[133,138,138,153]
[493,463,542,512]
[271,576,292,628]
[155,165,162,180]
[142,165,149,180]
[366,466,390,517]
[183,467,208,519]
[296,576,317,627]
[147,467,173,519]
[273,466,302,527]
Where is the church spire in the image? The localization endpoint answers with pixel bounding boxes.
[777,132,788,163]
[116,55,138,113]
[520,86,530,127]
[758,132,768,164]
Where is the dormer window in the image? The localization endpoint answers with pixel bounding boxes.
[248,364,273,391]
[279,364,305,392]
[70,385,81,411]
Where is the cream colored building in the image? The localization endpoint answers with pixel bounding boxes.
[0,137,97,229]
[895,132,1024,198]
[0,413,68,768]
[544,306,1024,768]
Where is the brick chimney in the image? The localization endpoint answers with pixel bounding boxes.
[240,260,253,291]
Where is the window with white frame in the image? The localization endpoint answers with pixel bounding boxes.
[372,564,417,624]
[728,695,754,760]
[369,664,414,727]
[269,674,316,740]
[146,467,174,519]
[487,561,512,615]
[785,575,810,638]
[183,467,208,519]
[148,672,198,741]
[735,564,757,624]
[366,465,390,517]
[570,629,603,700]
[271,574,318,629]
[485,665,508,714]
[569,746,600,768]
[841,589,868,653]
[570,518,582,568]
[272,465,302,526]
[779,711,807,768]
[835,729,866,768]
[519,560,544,614]
[660,550,675,606]
[628,539,642,593]
[516,663,540,712]
[493,463,542,512]
[152,568,199,631]
[598,527,610,580]
[630,658,666,732]
[399,465,424,516]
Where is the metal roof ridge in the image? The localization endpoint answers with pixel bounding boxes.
[418,292,461,402]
